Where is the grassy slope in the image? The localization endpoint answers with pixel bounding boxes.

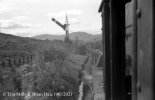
[0,32,91,100]
[0,32,52,60]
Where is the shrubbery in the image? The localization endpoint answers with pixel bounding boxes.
[0,40,82,100]
[86,40,103,51]
[16,42,79,100]
[77,44,87,55]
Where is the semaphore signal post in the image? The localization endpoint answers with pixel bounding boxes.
[51,14,72,45]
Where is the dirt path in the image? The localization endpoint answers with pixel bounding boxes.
[81,55,94,100]
[82,54,105,100]
[92,66,105,100]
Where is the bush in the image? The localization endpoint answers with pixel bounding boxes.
[16,42,79,100]
[77,44,87,55]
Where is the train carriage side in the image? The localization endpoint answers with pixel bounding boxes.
[98,0,155,100]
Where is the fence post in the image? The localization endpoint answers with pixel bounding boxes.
[94,55,95,64]
[0,61,2,67]
[8,59,11,67]
[2,61,5,67]
[23,57,25,64]
[19,58,21,66]
[30,55,32,62]
[17,58,20,66]
[28,56,30,63]
[11,59,14,66]
[27,57,29,63]
[13,59,16,65]
[26,57,28,63]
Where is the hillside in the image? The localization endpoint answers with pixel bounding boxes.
[0,32,51,60]
[0,32,102,60]
[32,31,102,42]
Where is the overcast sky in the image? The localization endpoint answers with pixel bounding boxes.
[0,0,102,37]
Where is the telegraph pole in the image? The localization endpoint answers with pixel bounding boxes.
[76,36,78,53]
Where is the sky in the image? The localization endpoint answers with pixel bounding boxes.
[0,0,102,37]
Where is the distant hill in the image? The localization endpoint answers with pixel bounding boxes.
[33,34,65,41]
[32,31,102,42]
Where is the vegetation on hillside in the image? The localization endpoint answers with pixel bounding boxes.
[86,40,103,51]
[17,42,81,100]
[0,32,103,100]
[0,37,83,100]
[77,44,87,55]
[0,32,52,61]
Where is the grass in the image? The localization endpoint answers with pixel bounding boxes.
[0,32,91,100]
[0,32,52,61]
[13,41,81,100]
